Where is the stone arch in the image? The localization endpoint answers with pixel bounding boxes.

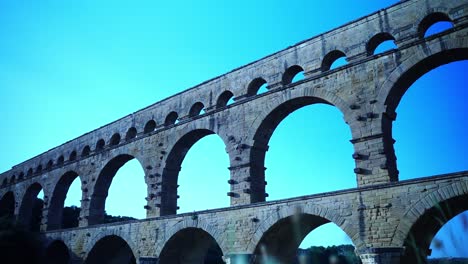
[57,155,65,165]
[247,204,360,263]
[88,154,146,225]
[18,182,45,230]
[47,170,82,230]
[374,36,468,182]
[46,160,54,170]
[189,102,205,117]
[0,191,15,218]
[366,32,397,55]
[158,220,225,264]
[95,139,105,151]
[109,133,121,146]
[282,65,304,85]
[321,50,347,71]
[44,239,71,264]
[160,128,230,215]
[164,111,179,126]
[246,88,353,201]
[82,145,91,157]
[144,119,156,133]
[69,150,77,161]
[418,12,453,38]
[216,90,234,108]
[393,180,468,263]
[247,77,268,96]
[125,127,137,140]
[84,233,138,264]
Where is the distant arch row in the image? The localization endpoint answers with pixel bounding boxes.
[0,12,456,188]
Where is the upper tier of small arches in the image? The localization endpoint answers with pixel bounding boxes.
[0,9,459,187]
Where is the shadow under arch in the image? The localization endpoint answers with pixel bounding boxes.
[85,235,136,264]
[0,191,15,218]
[159,227,224,264]
[377,46,468,182]
[18,182,44,230]
[251,212,356,264]
[399,189,468,263]
[250,96,352,202]
[47,171,82,230]
[45,240,71,264]
[160,128,229,216]
[88,154,145,225]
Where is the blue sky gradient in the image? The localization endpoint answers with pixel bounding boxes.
[0,0,466,258]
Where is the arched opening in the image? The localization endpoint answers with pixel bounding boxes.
[159,228,224,264]
[125,127,137,140]
[10,175,16,184]
[253,213,357,264]
[46,160,54,170]
[36,165,43,174]
[164,111,179,126]
[89,154,146,225]
[0,191,15,219]
[82,145,91,157]
[161,129,229,215]
[387,52,468,179]
[252,98,354,202]
[247,77,268,96]
[419,12,453,38]
[402,194,468,262]
[47,171,81,230]
[18,172,24,181]
[282,65,305,85]
[18,183,44,231]
[57,156,65,165]
[27,168,33,177]
[85,235,136,264]
[109,133,121,146]
[1,178,7,186]
[69,151,77,161]
[367,32,397,55]
[216,90,234,108]
[45,240,70,264]
[189,102,205,117]
[322,50,347,71]
[96,139,105,152]
[144,120,156,133]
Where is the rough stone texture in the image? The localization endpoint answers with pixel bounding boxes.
[0,0,467,263]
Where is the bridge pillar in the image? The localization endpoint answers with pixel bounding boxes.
[350,115,398,186]
[227,143,267,206]
[358,247,403,264]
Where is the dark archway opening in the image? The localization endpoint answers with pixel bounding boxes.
[0,191,15,219]
[283,65,305,85]
[18,183,44,231]
[216,91,234,108]
[419,12,454,38]
[85,235,136,264]
[402,195,468,263]
[161,129,229,215]
[45,240,71,264]
[253,213,357,264]
[159,228,224,264]
[386,50,468,180]
[251,97,354,202]
[47,171,81,230]
[89,154,146,225]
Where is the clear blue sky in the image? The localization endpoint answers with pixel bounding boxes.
[0,0,466,258]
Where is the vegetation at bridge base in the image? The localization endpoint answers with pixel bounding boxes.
[295,245,360,264]
[0,215,45,264]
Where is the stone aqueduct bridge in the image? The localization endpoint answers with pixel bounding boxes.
[1,0,467,263]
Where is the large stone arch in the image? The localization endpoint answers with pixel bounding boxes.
[84,232,138,264]
[157,218,225,264]
[18,182,46,230]
[392,179,468,263]
[246,203,361,262]
[373,35,468,183]
[47,170,83,230]
[44,239,72,264]
[243,86,354,202]
[159,126,231,216]
[0,191,15,218]
[88,153,146,225]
